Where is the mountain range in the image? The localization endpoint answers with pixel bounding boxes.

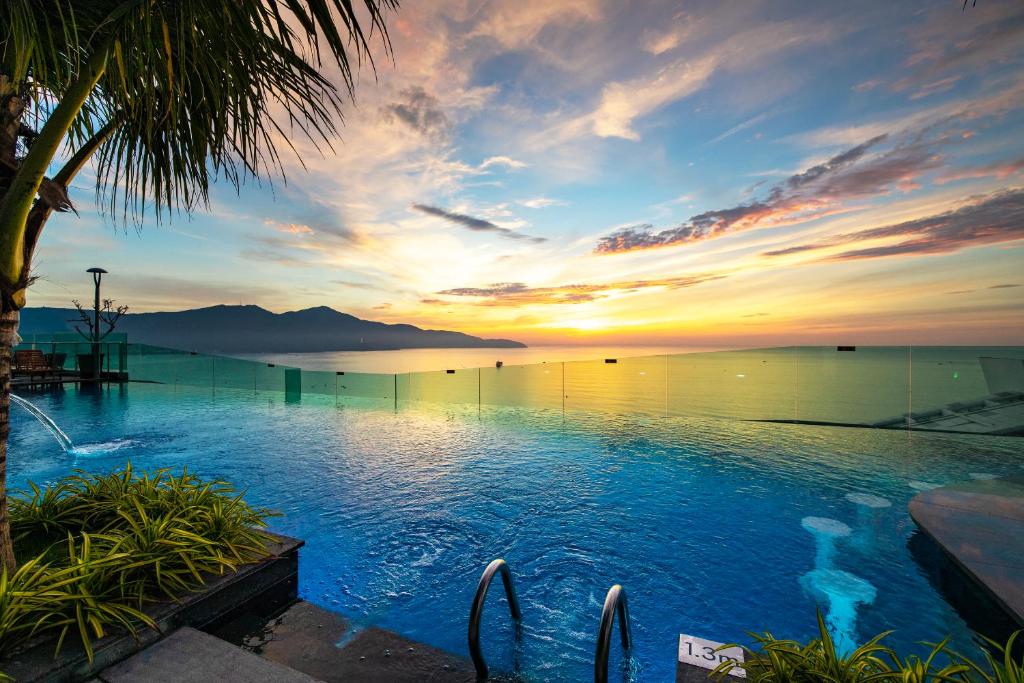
[18,305,525,353]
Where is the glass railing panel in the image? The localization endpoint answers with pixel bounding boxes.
[564,354,669,416]
[301,370,338,396]
[14,340,99,372]
[794,347,910,426]
[212,355,258,391]
[480,361,563,410]
[402,367,478,405]
[906,346,1024,433]
[337,372,395,400]
[129,345,210,386]
[254,363,287,392]
[665,348,797,421]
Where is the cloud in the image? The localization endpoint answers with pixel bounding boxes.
[567,17,833,144]
[264,220,313,235]
[592,57,716,140]
[469,0,602,50]
[518,196,567,209]
[705,112,770,145]
[382,86,451,139]
[908,75,961,101]
[852,78,882,93]
[934,156,1024,184]
[436,273,724,306]
[595,133,947,253]
[892,6,1024,99]
[331,279,388,291]
[790,75,1024,151]
[949,283,1024,295]
[411,204,547,243]
[642,26,687,55]
[239,249,311,268]
[479,155,528,170]
[762,188,1024,261]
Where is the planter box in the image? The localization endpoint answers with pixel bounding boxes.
[0,532,303,683]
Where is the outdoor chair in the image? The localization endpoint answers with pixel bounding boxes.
[13,349,55,383]
[45,352,67,373]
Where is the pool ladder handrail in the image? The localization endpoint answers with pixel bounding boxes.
[468,558,522,680]
[594,584,632,683]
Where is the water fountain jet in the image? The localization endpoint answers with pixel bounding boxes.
[10,393,74,452]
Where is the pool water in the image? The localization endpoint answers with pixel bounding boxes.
[8,383,1024,681]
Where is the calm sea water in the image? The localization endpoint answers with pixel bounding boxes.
[235,345,727,373]
[8,382,1023,681]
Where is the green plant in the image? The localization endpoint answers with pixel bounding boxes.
[8,480,77,554]
[714,612,895,681]
[1,464,273,662]
[950,632,1023,683]
[712,617,1022,683]
[0,545,154,663]
[884,637,969,682]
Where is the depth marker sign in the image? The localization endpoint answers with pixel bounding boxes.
[678,634,746,678]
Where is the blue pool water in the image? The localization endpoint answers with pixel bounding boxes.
[8,383,1024,681]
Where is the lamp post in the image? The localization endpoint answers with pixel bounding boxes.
[86,267,107,379]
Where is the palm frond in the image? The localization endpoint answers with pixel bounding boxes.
[2,0,397,226]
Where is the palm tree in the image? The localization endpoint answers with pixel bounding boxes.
[0,0,396,572]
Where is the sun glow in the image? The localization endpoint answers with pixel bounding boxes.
[559,317,614,332]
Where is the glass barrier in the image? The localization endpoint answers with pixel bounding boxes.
[565,355,668,416]
[400,368,479,404]
[791,347,909,426]
[14,339,127,376]
[11,338,1024,436]
[480,362,564,410]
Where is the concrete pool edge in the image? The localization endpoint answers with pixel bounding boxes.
[908,476,1024,628]
[0,532,302,683]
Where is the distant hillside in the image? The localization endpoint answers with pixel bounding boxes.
[19,305,526,353]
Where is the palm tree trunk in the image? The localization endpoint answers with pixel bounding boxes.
[0,305,17,573]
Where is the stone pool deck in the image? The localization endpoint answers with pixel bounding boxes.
[93,598,733,682]
[97,600,478,682]
[909,476,1024,626]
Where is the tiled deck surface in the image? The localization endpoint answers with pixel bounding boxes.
[96,601,481,683]
[97,627,318,682]
[909,476,1024,625]
[214,600,478,682]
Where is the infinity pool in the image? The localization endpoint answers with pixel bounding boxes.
[8,383,1024,681]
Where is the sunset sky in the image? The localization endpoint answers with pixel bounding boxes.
[29,0,1024,346]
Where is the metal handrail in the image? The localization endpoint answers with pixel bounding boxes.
[594,584,632,683]
[468,559,522,680]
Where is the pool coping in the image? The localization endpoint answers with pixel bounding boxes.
[908,476,1024,628]
[0,531,302,683]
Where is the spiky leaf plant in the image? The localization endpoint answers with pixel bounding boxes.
[883,637,970,683]
[2,464,272,661]
[950,632,1023,683]
[713,612,895,682]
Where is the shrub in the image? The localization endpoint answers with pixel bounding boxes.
[713,613,1021,682]
[1,463,273,665]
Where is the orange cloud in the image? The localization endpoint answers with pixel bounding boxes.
[435,274,724,306]
[763,188,1024,261]
[934,156,1024,184]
